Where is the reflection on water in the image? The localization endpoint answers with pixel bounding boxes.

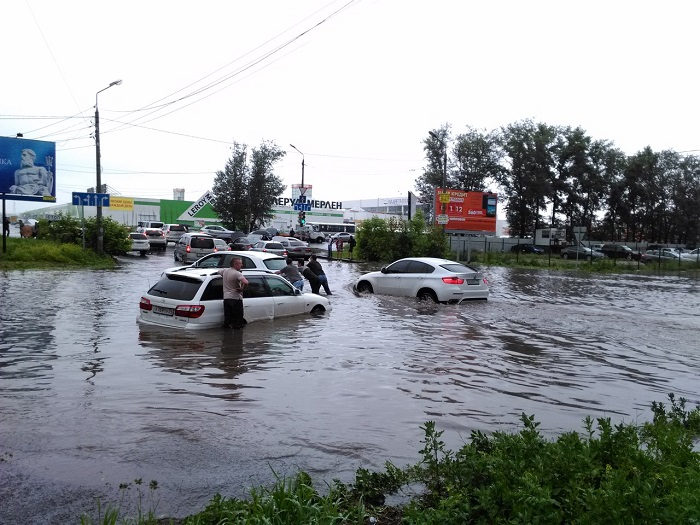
[1,257,699,522]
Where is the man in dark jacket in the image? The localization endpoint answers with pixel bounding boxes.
[298,261,321,294]
[306,254,332,295]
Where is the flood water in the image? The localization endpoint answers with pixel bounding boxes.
[1,250,699,523]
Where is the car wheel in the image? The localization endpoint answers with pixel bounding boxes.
[140,250,147,257]
[182,254,188,264]
[310,305,326,315]
[417,289,438,303]
[174,251,179,261]
[586,255,591,261]
[563,253,569,259]
[626,254,632,260]
[356,281,373,294]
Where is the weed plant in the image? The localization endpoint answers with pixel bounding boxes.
[82,395,700,524]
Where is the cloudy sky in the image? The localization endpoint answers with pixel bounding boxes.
[2,0,699,214]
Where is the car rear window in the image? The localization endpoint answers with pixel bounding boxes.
[148,274,204,301]
[441,263,477,274]
[265,242,284,249]
[191,237,215,249]
[168,224,187,232]
[263,257,287,271]
[131,233,147,240]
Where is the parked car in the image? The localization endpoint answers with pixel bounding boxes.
[560,245,604,260]
[128,232,150,256]
[143,228,167,250]
[273,238,313,261]
[600,244,641,260]
[510,244,544,254]
[164,251,288,274]
[162,224,188,244]
[229,236,255,251]
[213,238,231,251]
[198,225,245,242]
[250,230,274,240]
[137,269,332,330]
[641,249,685,264]
[174,233,217,264]
[330,232,354,244]
[250,240,288,257]
[355,257,489,303]
[136,221,164,233]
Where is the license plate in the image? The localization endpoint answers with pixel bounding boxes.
[153,306,174,316]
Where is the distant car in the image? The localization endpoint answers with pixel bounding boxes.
[163,251,288,274]
[174,233,217,264]
[213,238,231,251]
[198,225,245,242]
[560,245,604,260]
[355,257,489,304]
[250,230,274,240]
[143,228,167,250]
[137,269,332,330]
[229,236,255,251]
[128,232,150,256]
[250,240,288,257]
[162,224,189,244]
[600,244,641,260]
[274,238,313,261]
[136,221,164,233]
[330,232,354,244]
[510,244,544,254]
[642,249,685,264]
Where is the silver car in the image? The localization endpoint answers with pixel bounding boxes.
[355,257,489,303]
[250,241,288,257]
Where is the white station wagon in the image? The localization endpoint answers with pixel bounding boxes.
[138,269,331,330]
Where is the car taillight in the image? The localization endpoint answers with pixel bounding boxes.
[483,278,489,285]
[139,297,152,310]
[283,250,288,255]
[442,277,465,285]
[175,305,205,318]
[186,245,191,253]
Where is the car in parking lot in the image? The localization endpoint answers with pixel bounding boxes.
[330,232,354,244]
[162,224,188,244]
[600,244,641,260]
[213,238,231,251]
[355,257,489,303]
[198,225,245,242]
[560,245,604,260]
[137,269,332,330]
[510,244,544,254]
[272,237,313,260]
[174,233,217,264]
[229,236,255,251]
[165,251,288,274]
[143,228,167,250]
[250,240,287,257]
[128,232,150,256]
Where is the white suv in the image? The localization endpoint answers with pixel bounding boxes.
[162,224,189,244]
[164,251,287,274]
[138,269,332,330]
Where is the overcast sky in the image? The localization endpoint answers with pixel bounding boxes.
[2,0,699,214]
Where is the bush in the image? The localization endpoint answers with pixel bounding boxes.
[35,213,130,256]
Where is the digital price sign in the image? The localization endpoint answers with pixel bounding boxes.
[434,189,497,233]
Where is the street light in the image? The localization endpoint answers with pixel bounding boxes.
[428,131,448,230]
[289,144,305,189]
[95,79,122,253]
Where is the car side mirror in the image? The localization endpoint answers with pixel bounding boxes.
[380,267,387,274]
[295,288,302,295]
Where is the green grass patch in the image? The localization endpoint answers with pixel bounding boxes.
[0,237,116,270]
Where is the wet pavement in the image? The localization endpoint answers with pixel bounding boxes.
[1,249,699,523]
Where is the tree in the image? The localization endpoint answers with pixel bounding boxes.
[452,126,504,192]
[211,140,286,232]
[414,125,452,223]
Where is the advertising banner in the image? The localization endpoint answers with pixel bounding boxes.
[108,197,134,211]
[434,189,497,233]
[0,136,57,202]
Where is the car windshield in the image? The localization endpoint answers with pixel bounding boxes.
[148,274,203,300]
[235,237,251,243]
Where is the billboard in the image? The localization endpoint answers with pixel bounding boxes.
[434,188,497,233]
[0,136,57,202]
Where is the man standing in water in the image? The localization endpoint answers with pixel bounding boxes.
[217,257,249,329]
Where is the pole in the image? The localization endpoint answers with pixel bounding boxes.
[94,80,122,254]
[95,101,103,253]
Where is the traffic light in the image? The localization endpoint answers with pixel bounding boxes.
[300,211,306,225]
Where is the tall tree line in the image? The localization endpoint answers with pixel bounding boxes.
[416,120,700,245]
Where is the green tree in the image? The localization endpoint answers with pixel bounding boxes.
[452,126,504,192]
[211,140,286,232]
[415,125,452,223]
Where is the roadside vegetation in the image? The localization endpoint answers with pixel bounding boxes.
[1,214,129,270]
[81,395,700,525]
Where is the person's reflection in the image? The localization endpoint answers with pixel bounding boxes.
[221,328,245,356]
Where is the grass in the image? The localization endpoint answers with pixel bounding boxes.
[0,237,117,270]
[80,395,700,525]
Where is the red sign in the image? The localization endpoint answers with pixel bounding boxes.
[434,189,497,233]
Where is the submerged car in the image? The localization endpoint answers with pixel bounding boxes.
[273,237,313,261]
[250,241,288,257]
[137,269,331,330]
[128,232,150,256]
[164,251,288,274]
[355,257,489,303]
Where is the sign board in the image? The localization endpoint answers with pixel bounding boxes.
[72,192,110,207]
[573,226,586,243]
[293,203,311,211]
[108,197,134,211]
[436,214,449,225]
[433,189,497,233]
[0,136,57,203]
[439,192,451,204]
